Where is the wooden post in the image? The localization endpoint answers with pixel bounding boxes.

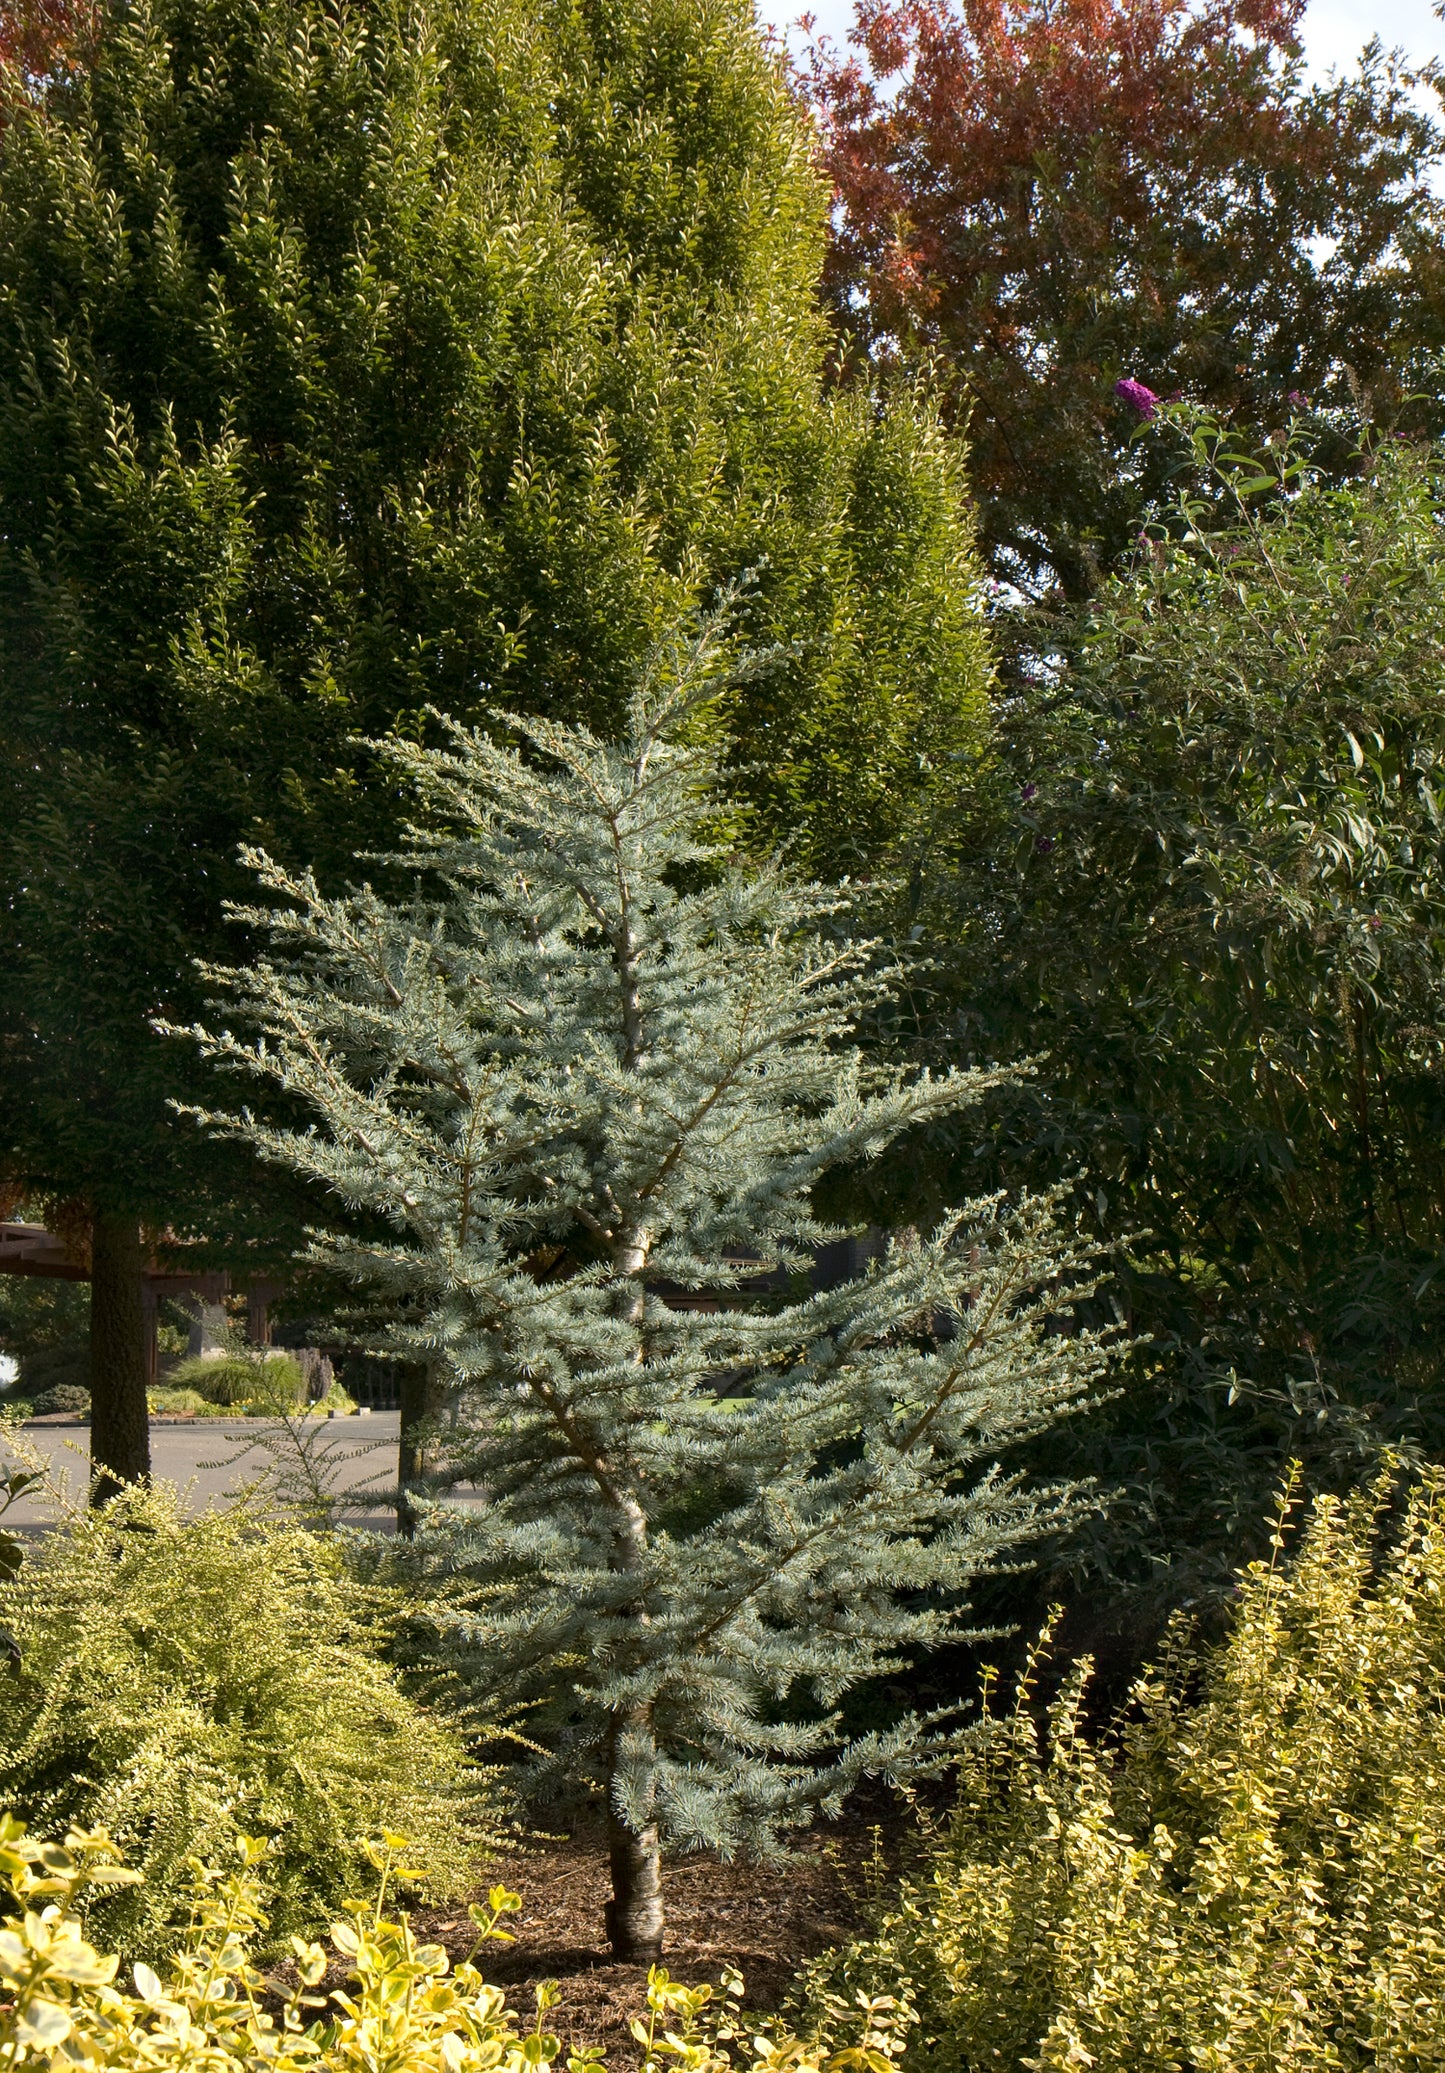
[140,1280,158,1390]
[396,1359,449,1536]
[246,1280,277,1347]
[90,1213,150,1502]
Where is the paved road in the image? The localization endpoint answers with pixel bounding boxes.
[2,1412,407,1531]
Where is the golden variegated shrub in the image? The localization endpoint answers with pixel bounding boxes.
[800,1469,1445,2071]
[0,1822,910,2073]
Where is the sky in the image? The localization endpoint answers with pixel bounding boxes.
[1304,0,1441,78]
[762,0,1445,81]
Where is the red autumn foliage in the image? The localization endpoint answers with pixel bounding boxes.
[805,0,1445,596]
[0,0,88,74]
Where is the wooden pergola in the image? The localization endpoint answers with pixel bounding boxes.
[0,1222,281,1386]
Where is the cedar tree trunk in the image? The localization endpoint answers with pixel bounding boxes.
[89,1212,151,1501]
[604,1708,665,1963]
[603,1232,665,1960]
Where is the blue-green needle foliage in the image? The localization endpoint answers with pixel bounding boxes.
[175,620,1113,1933]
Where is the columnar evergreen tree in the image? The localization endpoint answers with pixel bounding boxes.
[0,0,989,1488]
[174,622,1113,1962]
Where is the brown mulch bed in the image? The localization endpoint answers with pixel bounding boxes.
[435,1829,887,2060]
[286,1818,902,2067]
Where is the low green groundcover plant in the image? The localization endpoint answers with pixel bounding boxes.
[0,1479,500,1955]
[145,1387,225,1418]
[146,1378,357,1419]
[800,1466,1445,2070]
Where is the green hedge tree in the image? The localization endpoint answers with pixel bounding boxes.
[0,0,990,1486]
[173,623,1112,1961]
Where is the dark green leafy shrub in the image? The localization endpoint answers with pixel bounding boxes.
[17,1344,89,1401]
[0,1273,90,1412]
[899,418,1445,1620]
[29,1385,89,1416]
[0,1479,502,1955]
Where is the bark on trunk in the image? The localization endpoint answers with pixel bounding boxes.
[604,1715,665,1963]
[89,1212,151,1503]
[603,1226,664,1959]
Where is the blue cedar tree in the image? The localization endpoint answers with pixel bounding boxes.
[174,620,1114,1961]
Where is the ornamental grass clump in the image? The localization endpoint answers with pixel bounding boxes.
[800,1466,1445,2071]
[167,1353,306,1410]
[0,1479,500,1957]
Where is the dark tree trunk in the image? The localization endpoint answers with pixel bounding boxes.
[599,1303,664,1964]
[396,1359,449,1536]
[89,1212,150,1503]
[604,1712,665,1963]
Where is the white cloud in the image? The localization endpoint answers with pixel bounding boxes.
[1301,0,1442,79]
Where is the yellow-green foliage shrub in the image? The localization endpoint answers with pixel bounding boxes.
[802,1469,1445,2071]
[0,1821,909,2073]
[167,1354,305,1410]
[0,1484,499,1956]
[145,1387,227,1417]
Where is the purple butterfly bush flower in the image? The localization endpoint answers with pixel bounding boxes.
[1115,377,1158,419]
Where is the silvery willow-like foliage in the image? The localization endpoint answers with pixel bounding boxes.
[172,623,1114,1960]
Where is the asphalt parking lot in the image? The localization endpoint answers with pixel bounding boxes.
[2,1411,406,1531]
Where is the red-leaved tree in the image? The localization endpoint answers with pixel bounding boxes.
[0,0,91,86]
[806,0,1445,597]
